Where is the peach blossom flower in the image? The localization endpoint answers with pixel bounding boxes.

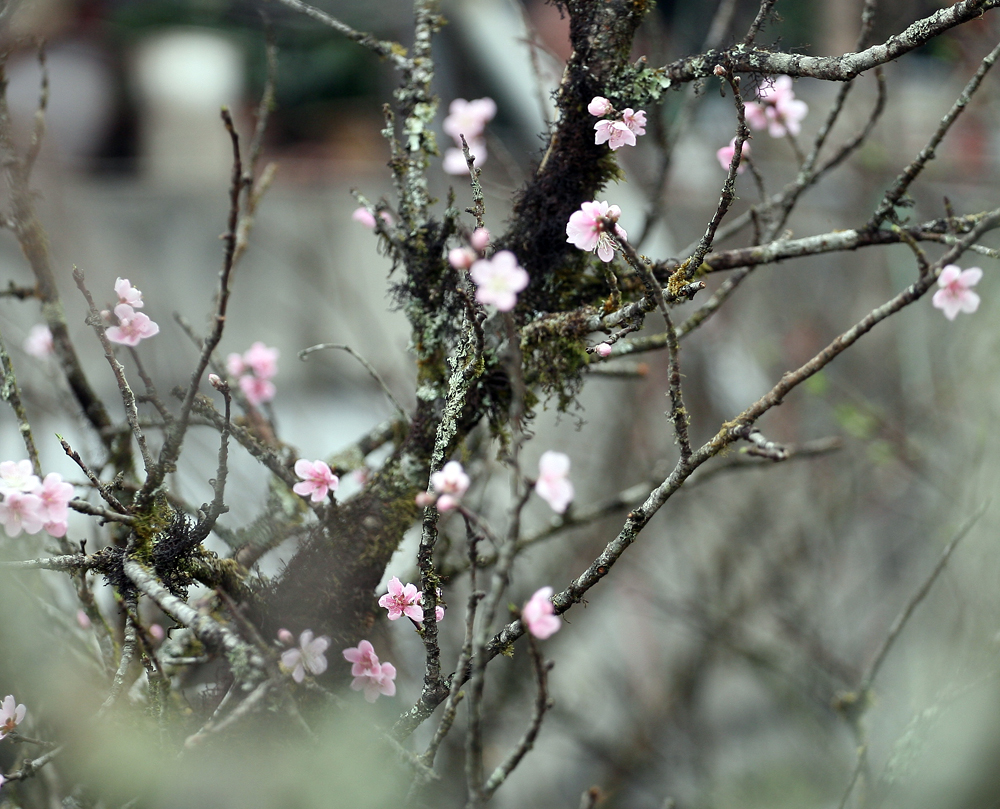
[522,587,560,639]
[470,251,529,312]
[293,459,339,502]
[932,264,982,320]
[535,450,574,514]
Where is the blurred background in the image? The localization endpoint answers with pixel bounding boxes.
[1,1,1000,808]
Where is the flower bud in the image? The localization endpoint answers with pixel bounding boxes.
[470,228,490,252]
[449,247,476,270]
[588,96,613,116]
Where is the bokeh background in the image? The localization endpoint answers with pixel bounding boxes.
[1,1,1000,807]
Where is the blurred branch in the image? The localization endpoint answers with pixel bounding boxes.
[859,503,988,695]
[271,0,406,66]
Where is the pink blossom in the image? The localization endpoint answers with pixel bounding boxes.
[0,491,44,537]
[243,342,278,380]
[343,639,380,677]
[588,96,613,116]
[293,459,340,503]
[716,137,750,174]
[0,695,26,740]
[44,519,68,538]
[114,277,144,309]
[565,200,628,263]
[352,207,377,228]
[430,461,470,497]
[208,373,223,389]
[228,343,279,403]
[23,324,53,359]
[470,251,529,312]
[444,139,487,175]
[226,353,246,377]
[431,460,470,511]
[277,628,295,646]
[594,119,636,150]
[415,491,437,507]
[38,473,73,524]
[280,629,330,683]
[353,660,397,702]
[435,605,445,622]
[766,97,808,137]
[744,101,769,131]
[746,76,808,138]
[449,247,476,270]
[535,450,574,514]
[378,576,424,622]
[343,640,397,702]
[522,586,560,640]
[238,374,276,406]
[106,304,160,347]
[758,74,796,106]
[595,342,613,358]
[443,97,497,143]
[149,623,165,642]
[470,227,490,252]
[932,264,982,320]
[436,494,461,512]
[621,108,646,136]
[76,609,91,629]
[0,460,40,495]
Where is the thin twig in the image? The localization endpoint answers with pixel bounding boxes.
[140,109,243,511]
[272,0,405,65]
[72,267,154,472]
[858,503,988,694]
[0,326,40,474]
[869,38,1000,229]
[299,343,407,419]
[482,636,553,799]
[59,436,129,514]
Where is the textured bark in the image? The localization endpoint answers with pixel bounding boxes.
[503,0,654,311]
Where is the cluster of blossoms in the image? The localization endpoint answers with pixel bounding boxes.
[292,459,340,503]
[226,341,279,406]
[932,264,982,320]
[442,97,496,175]
[379,576,445,623]
[343,640,397,702]
[22,324,53,359]
[588,96,646,150]
[745,75,808,138]
[566,200,628,263]
[534,451,574,514]
[0,460,74,538]
[278,629,330,683]
[0,695,26,740]
[522,587,560,639]
[105,278,159,347]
